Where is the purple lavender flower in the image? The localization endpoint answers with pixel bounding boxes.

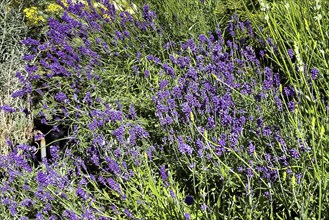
[63,210,79,220]
[237,166,244,173]
[310,67,319,80]
[23,54,35,61]
[288,101,295,112]
[159,80,169,90]
[133,65,139,75]
[245,20,254,36]
[21,198,34,207]
[162,63,175,78]
[198,34,207,43]
[83,92,92,104]
[76,187,88,200]
[279,155,289,167]
[10,153,32,172]
[184,213,191,220]
[160,115,173,126]
[290,148,299,159]
[54,92,68,103]
[246,168,254,177]
[296,173,302,184]
[0,105,16,113]
[263,126,271,136]
[127,105,137,120]
[244,46,256,62]
[159,165,168,182]
[272,72,280,88]
[284,86,296,97]
[264,191,270,198]
[275,96,282,111]
[144,69,150,78]
[287,49,294,59]
[107,178,122,194]
[180,102,192,120]
[201,203,208,211]
[36,171,48,187]
[124,209,134,219]
[170,190,176,198]
[49,145,60,160]
[248,143,255,156]
[106,158,121,175]
[21,37,40,46]
[262,67,273,90]
[146,55,154,61]
[109,110,123,122]
[36,212,43,220]
[177,136,193,155]
[227,21,235,37]
[10,203,17,216]
[218,133,227,147]
[256,117,264,128]
[221,113,232,127]
[26,65,38,74]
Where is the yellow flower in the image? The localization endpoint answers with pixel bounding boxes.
[23,6,37,18]
[23,7,45,25]
[103,14,111,20]
[46,3,62,13]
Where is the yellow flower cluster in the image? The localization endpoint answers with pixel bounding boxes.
[23,7,45,25]
[46,3,62,13]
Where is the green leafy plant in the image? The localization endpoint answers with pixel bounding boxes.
[0,0,32,155]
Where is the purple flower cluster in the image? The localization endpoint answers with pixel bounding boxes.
[0,146,105,218]
[310,67,319,80]
[0,105,17,113]
[150,17,305,191]
[13,0,160,132]
[2,1,161,218]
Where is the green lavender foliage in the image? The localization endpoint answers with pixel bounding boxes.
[244,0,329,218]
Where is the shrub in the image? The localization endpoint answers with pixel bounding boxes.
[245,1,329,217]
[1,0,327,219]
[0,0,32,155]
[146,15,311,218]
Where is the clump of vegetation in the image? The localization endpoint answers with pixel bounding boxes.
[1,0,329,219]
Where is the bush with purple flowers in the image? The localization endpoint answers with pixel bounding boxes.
[1,0,329,219]
[146,16,312,217]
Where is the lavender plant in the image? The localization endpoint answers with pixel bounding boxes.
[0,0,325,219]
[1,1,179,217]
[244,0,329,217]
[148,16,312,218]
[16,0,166,139]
